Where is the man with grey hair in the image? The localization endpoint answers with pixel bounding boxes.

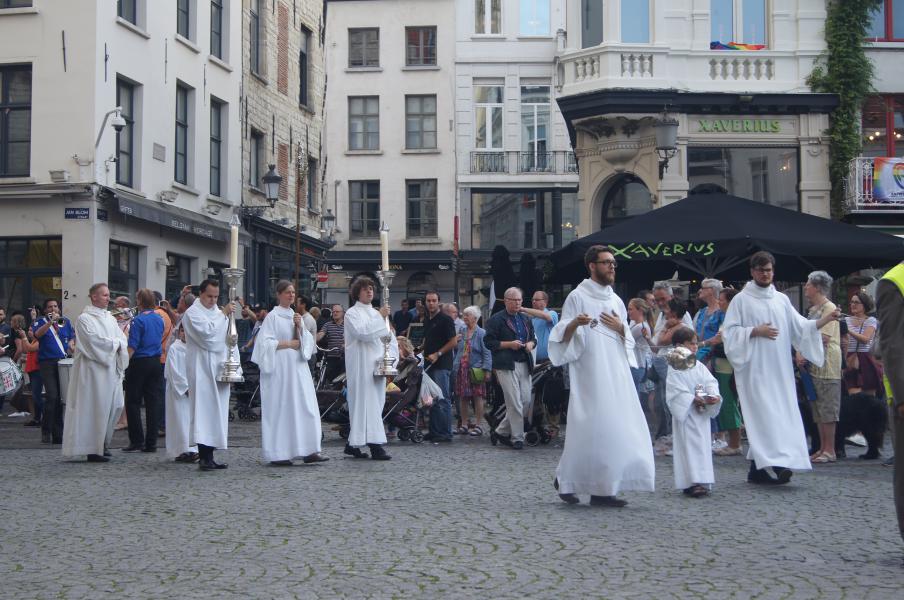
[651,281,694,440]
[797,270,842,463]
[484,287,536,449]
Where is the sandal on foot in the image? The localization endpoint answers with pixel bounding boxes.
[469,425,483,436]
[690,485,709,498]
[812,453,835,463]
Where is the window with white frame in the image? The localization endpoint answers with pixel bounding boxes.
[406,95,437,150]
[118,0,137,25]
[349,181,380,238]
[249,129,264,188]
[209,99,223,197]
[711,0,766,46]
[406,26,437,66]
[406,180,438,238]
[520,86,549,171]
[622,0,650,43]
[210,0,224,58]
[348,96,379,150]
[349,28,379,68]
[581,0,603,48]
[519,0,549,36]
[474,85,503,150]
[475,0,502,35]
[116,78,136,187]
[174,84,191,185]
[177,0,191,39]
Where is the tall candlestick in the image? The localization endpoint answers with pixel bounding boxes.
[379,223,389,272]
[229,214,240,268]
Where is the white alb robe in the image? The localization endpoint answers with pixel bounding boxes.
[722,281,824,471]
[549,279,656,496]
[164,339,197,457]
[251,306,322,461]
[62,305,129,457]
[182,298,235,449]
[344,301,396,447]
[666,362,722,489]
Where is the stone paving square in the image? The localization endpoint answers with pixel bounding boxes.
[1,417,903,599]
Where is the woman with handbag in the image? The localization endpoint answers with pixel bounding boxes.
[844,291,883,396]
[453,306,492,436]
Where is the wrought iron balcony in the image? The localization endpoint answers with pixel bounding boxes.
[469,151,579,175]
[845,157,904,213]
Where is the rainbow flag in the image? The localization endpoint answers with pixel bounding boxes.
[710,41,766,51]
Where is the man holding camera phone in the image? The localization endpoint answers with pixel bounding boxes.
[31,298,75,444]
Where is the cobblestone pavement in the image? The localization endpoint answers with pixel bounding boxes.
[1,414,902,599]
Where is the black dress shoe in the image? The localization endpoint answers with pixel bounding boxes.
[121,445,142,452]
[211,459,228,469]
[773,467,792,484]
[141,447,157,453]
[52,438,62,445]
[344,444,369,459]
[87,454,110,463]
[747,468,779,485]
[590,495,628,507]
[270,460,294,466]
[558,493,579,504]
[199,459,228,471]
[368,444,391,461]
[174,453,188,463]
[512,441,524,450]
[302,453,329,464]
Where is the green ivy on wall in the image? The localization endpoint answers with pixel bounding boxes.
[807,0,883,219]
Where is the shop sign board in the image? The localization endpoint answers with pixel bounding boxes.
[696,118,782,134]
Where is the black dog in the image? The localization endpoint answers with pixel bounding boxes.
[799,392,887,459]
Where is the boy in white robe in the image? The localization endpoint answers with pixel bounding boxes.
[665,328,722,497]
[344,276,395,460]
[722,252,840,485]
[62,283,129,462]
[164,326,198,462]
[251,280,327,466]
[549,245,655,507]
[182,279,236,471]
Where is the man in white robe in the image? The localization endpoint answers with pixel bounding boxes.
[722,252,840,484]
[549,245,655,506]
[182,279,236,471]
[62,283,129,462]
[252,286,327,466]
[344,276,395,460]
[665,333,723,496]
[164,326,198,462]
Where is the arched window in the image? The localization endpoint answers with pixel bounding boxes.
[406,271,438,301]
[600,175,653,228]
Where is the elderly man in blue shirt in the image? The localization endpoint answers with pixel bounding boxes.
[32,298,75,444]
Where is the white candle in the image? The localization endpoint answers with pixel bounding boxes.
[380,224,389,272]
[229,214,240,268]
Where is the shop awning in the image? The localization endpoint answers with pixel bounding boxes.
[112,191,232,242]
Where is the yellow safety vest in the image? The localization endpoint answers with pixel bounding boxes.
[882,263,904,297]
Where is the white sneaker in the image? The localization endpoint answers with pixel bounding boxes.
[7,411,29,418]
[712,439,727,450]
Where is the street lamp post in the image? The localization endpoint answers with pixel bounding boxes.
[654,110,679,180]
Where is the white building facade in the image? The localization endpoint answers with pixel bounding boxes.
[455,0,580,310]
[846,1,904,235]
[0,0,242,315]
[322,0,458,308]
[556,0,834,239]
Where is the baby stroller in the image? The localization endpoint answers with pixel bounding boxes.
[314,345,351,438]
[532,360,570,435]
[383,357,426,443]
[229,355,260,421]
[485,370,552,447]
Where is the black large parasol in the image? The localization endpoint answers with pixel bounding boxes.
[548,193,904,285]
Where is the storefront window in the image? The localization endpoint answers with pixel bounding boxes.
[0,237,62,313]
[166,253,193,302]
[108,242,139,301]
[471,190,580,251]
[687,147,799,211]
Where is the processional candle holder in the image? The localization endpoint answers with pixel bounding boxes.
[374,269,398,377]
[217,267,245,383]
